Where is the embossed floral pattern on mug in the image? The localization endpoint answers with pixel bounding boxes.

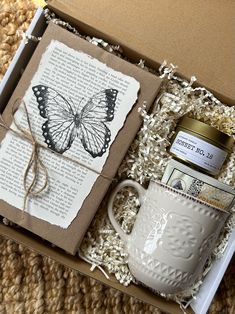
[159,213,202,259]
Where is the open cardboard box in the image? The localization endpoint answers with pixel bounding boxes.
[0,1,235,313]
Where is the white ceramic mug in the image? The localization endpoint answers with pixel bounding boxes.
[108,180,229,294]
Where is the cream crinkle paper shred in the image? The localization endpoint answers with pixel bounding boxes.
[80,65,235,300]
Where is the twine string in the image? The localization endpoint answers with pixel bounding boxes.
[0,99,115,212]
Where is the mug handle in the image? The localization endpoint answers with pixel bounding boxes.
[108,180,146,242]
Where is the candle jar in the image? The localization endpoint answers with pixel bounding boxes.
[170,116,234,176]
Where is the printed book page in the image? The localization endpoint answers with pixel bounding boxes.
[0,40,140,228]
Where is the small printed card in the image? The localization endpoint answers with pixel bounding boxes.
[162,159,235,210]
[0,22,162,253]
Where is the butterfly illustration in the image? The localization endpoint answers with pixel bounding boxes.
[32,85,118,157]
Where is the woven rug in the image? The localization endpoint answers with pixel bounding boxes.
[0,1,234,313]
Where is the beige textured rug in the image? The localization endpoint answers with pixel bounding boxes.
[0,1,234,313]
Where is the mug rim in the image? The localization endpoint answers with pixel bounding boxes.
[149,179,230,215]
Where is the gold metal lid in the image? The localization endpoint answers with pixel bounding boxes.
[178,116,234,151]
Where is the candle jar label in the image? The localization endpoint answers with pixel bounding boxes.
[170,131,227,175]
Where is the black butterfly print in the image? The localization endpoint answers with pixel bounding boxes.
[32,85,118,157]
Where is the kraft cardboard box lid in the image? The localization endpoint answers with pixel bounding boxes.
[47,0,235,105]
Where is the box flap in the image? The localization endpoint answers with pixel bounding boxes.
[47,0,235,104]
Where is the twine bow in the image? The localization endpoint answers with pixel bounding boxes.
[13,101,49,211]
[0,99,114,212]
